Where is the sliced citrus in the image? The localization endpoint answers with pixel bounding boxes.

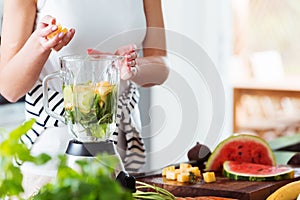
[63,85,74,110]
[74,85,95,114]
[95,81,113,97]
[47,23,68,39]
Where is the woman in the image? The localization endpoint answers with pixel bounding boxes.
[0,0,169,197]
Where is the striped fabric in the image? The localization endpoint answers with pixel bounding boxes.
[22,82,145,172]
[111,83,146,173]
[22,84,65,149]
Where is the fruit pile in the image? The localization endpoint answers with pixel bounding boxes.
[162,163,202,183]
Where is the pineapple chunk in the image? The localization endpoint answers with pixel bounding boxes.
[177,173,190,183]
[179,163,192,170]
[188,167,201,177]
[166,169,180,180]
[162,165,175,176]
[203,172,216,183]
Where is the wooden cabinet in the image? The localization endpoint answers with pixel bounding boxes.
[233,80,300,141]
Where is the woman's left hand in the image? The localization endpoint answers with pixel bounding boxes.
[115,44,138,80]
[87,44,138,80]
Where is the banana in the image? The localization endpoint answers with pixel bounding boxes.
[267,180,300,200]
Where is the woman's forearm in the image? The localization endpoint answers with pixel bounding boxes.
[132,56,170,87]
[0,36,51,102]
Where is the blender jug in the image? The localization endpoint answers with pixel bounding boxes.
[42,54,136,189]
[43,54,120,142]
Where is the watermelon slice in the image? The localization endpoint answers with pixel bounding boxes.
[223,161,294,181]
[206,134,276,171]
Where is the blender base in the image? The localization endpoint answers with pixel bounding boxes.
[65,139,116,156]
[65,139,136,192]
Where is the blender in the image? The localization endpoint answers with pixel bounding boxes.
[42,54,136,191]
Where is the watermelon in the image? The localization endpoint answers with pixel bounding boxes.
[206,134,276,171]
[223,161,294,181]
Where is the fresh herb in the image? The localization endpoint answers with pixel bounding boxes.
[0,120,132,200]
[188,171,197,184]
[0,119,51,199]
[132,181,176,200]
[0,120,177,200]
[30,154,133,200]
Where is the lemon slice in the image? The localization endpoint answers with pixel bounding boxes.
[63,85,74,110]
[74,85,95,114]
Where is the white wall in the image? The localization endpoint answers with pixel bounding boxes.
[142,0,233,171]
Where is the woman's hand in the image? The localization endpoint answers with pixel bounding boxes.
[87,43,169,86]
[87,44,138,80]
[35,15,75,52]
[115,44,138,80]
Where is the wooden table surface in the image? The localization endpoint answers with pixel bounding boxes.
[137,166,300,200]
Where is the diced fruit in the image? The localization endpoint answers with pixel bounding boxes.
[162,163,201,184]
[177,173,190,183]
[162,166,175,176]
[166,169,180,180]
[203,172,216,183]
[180,163,192,170]
[47,23,68,39]
[188,167,201,177]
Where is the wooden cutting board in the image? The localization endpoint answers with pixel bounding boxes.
[137,166,300,200]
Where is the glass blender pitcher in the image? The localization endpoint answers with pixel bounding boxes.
[56,54,119,142]
[42,54,128,174]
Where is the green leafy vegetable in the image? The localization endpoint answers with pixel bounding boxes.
[0,119,132,200]
[0,120,177,200]
[0,119,51,199]
[30,154,133,200]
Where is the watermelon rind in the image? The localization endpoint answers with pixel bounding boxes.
[206,134,276,171]
[223,161,294,181]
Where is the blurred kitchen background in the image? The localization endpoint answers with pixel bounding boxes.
[1,0,300,169]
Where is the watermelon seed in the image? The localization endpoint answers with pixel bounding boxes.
[258,153,262,158]
[238,152,242,156]
[238,145,243,149]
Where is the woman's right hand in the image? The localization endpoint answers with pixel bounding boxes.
[0,14,75,102]
[35,15,75,52]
